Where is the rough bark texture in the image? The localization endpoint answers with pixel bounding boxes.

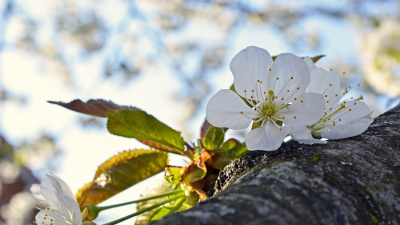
[152,105,400,225]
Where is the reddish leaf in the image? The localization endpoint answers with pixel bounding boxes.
[48,99,139,117]
[200,119,212,140]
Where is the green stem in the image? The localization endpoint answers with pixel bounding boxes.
[101,193,186,225]
[168,196,186,214]
[97,190,184,211]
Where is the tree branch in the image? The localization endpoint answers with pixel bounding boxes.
[152,105,400,225]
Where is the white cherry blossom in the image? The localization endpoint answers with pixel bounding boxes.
[206,46,325,151]
[31,174,83,225]
[290,60,373,143]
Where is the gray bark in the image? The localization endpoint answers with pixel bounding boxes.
[153,105,400,225]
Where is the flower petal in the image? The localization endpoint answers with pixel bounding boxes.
[306,68,341,107]
[40,175,65,211]
[230,46,273,97]
[330,101,373,126]
[283,92,325,127]
[49,173,75,200]
[322,117,373,139]
[245,121,290,151]
[206,89,258,130]
[30,184,46,202]
[303,56,317,72]
[266,53,310,102]
[58,194,83,224]
[290,126,327,144]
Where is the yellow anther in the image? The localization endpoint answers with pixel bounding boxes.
[269,68,272,71]
[301,100,304,103]
[349,109,352,111]
[264,91,266,94]
[280,128,282,130]
[326,100,329,103]
[259,126,261,128]
[251,96,254,99]
[294,98,297,101]
[276,77,279,80]
[281,98,284,100]
[325,95,327,97]
[240,112,243,114]
[297,87,300,90]
[344,101,347,104]
[294,116,297,119]
[244,90,247,93]
[339,119,342,121]
[328,118,330,120]
[354,102,356,105]
[291,76,293,79]
[257,79,260,82]
[329,83,332,86]
[282,117,285,119]
[330,107,332,110]
[287,90,290,92]
[345,89,348,93]
[252,90,255,92]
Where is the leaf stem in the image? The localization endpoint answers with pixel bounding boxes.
[96,189,184,211]
[101,193,186,225]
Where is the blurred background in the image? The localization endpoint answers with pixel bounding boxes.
[1,0,400,224]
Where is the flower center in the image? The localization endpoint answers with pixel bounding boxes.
[242,80,289,128]
[310,94,364,134]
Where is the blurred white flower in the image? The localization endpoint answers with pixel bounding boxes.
[31,174,82,225]
[291,59,373,144]
[206,46,325,151]
[359,19,400,97]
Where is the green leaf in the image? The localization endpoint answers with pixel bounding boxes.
[221,138,248,158]
[182,160,207,185]
[311,55,325,63]
[272,55,325,63]
[148,196,186,222]
[48,99,139,117]
[203,126,224,151]
[106,110,186,156]
[76,149,168,206]
[210,149,232,170]
[164,167,183,185]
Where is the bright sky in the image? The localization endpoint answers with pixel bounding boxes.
[0,0,383,224]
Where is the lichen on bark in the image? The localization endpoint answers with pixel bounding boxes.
[152,105,400,225]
